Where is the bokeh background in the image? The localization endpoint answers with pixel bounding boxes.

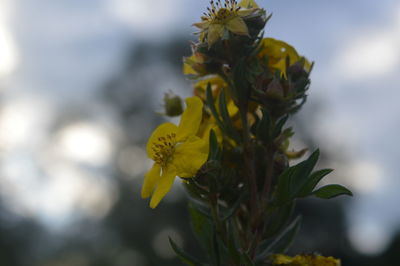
[0,0,399,265]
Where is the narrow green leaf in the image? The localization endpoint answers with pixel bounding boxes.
[212,228,221,266]
[263,203,294,238]
[255,216,302,262]
[289,149,320,197]
[276,166,296,204]
[188,202,214,257]
[273,115,288,138]
[312,184,353,199]
[256,108,271,142]
[221,192,248,221]
[297,169,333,197]
[206,83,225,131]
[169,237,204,266]
[232,59,250,101]
[183,181,209,203]
[226,221,241,263]
[218,90,239,141]
[241,253,255,266]
[208,129,220,161]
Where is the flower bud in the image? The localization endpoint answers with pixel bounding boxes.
[163,93,183,117]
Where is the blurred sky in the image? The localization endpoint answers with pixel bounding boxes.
[0,0,399,256]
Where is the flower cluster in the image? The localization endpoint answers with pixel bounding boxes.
[141,0,352,264]
[273,254,341,266]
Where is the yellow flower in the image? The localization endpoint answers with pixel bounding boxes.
[141,97,209,208]
[273,254,341,266]
[258,38,311,78]
[193,0,257,48]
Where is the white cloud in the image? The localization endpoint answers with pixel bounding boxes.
[0,0,18,76]
[108,0,185,38]
[333,8,400,80]
[348,221,390,255]
[336,32,399,79]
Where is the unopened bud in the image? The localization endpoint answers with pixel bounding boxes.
[164,93,183,117]
[266,79,284,99]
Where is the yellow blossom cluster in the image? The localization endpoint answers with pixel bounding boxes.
[273,254,341,266]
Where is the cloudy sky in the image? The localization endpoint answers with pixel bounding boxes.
[0,0,399,255]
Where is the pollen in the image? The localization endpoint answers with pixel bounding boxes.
[203,0,241,22]
[152,133,177,165]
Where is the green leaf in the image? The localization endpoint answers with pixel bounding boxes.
[264,203,294,238]
[276,166,296,204]
[232,59,250,102]
[169,237,204,266]
[206,84,225,131]
[188,202,214,257]
[208,129,220,161]
[312,184,353,199]
[297,169,333,197]
[221,192,248,221]
[218,90,239,141]
[273,115,288,138]
[183,181,207,203]
[226,221,241,263]
[255,216,302,262]
[256,108,271,142]
[211,228,221,266]
[289,149,320,197]
[241,253,255,266]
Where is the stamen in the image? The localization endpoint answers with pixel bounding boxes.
[152,133,177,165]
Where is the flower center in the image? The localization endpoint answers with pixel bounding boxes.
[152,133,177,165]
[204,0,240,22]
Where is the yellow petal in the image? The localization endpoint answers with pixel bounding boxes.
[183,61,197,75]
[146,122,178,159]
[193,21,210,30]
[226,17,248,36]
[215,91,238,117]
[207,24,224,47]
[194,76,227,99]
[149,166,176,208]
[177,96,203,142]
[237,8,257,17]
[259,38,303,78]
[227,99,239,116]
[141,163,161,199]
[238,0,259,8]
[173,136,209,178]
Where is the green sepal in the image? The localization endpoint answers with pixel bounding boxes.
[255,216,302,262]
[312,184,353,199]
[273,115,289,139]
[169,237,205,266]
